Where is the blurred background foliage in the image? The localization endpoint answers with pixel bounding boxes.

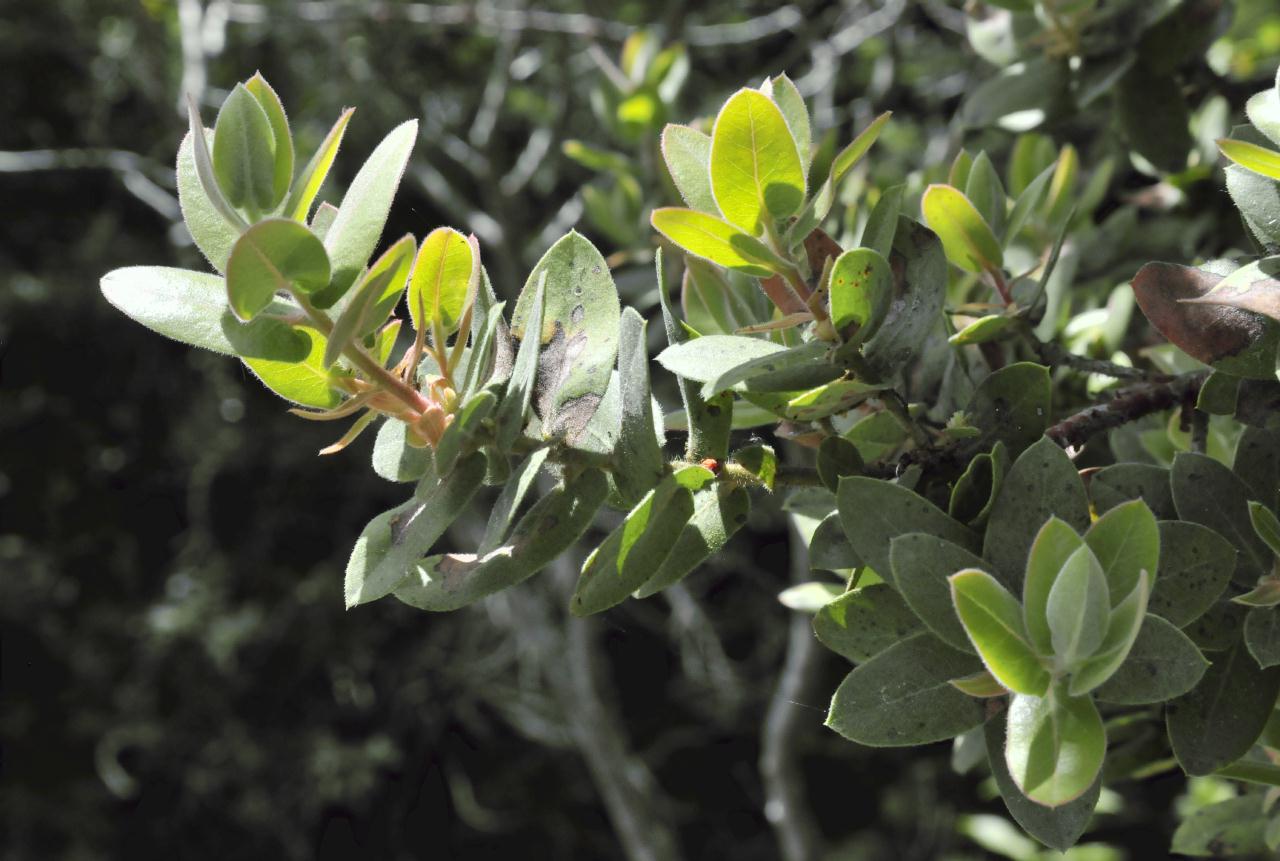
[5,1,1280,858]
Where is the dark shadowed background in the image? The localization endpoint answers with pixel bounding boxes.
[4,1,1280,859]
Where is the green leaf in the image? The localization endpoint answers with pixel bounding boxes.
[950,568,1051,696]
[243,72,293,209]
[809,512,861,572]
[1067,571,1151,696]
[1226,162,1280,249]
[984,715,1101,852]
[1173,452,1274,585]
[1171,797,1270,857]
[613,307,666,506]
[959,57,1067,132]
[1219,138,1280,181]
[660,124,717,214]
[814,584,924,663]
[176,126,240,272]
[1167,641,1280,775]
[395,469,609,611]
[656,334,785,385]
[948,442,1008,527]
[965,362,1051,455]
[1118,64,1192,174]
[1149,521,1235,628]
[1005,689,1106,808]
[829,248,893,344]
[1003,162,1056,246]
[1236,427,1280,512]
[1250,500,1280,558]
[1084,499,1160,604]
[323,119,418,305]
[1184,600,1250,653]
[921,184,1003,274]
[479,449,549,552]
[285,108,353,223]
[1088,464,1176,520]
[243,327,343,408]
[825,633,985,747]
[570,467,705,616]
[323,234,415,369]
[1046,545,1110,671]
[344,451,487,607]
[701,341,838,399]
[494,272,544,451]
[1247,86,1280,148]
[1246,607,1280,668]
[211,83,278,213]
[651,208,786,277]
[730,443,776,491]
[511,232,620,445]
[948,314,1018,346]
[861,218,949,379]
[889,533,984,653]
[983,437,1090,589]
[1094,615,1208,704]
[858,183,903,259]
[764,73,811,174]
[1023,518,1087,655]
[371,418,432,482]
[407,226,473,335]
[100,265,308,360]
[225,218,330,320]
[635,485,750,598]
[842,410,908,461]
[790,112,892,245]
[709,88,805,234]
[1233,580,1280,608]
[433,389,497,477]
[964,152,1006,240]
[837,476,977,584]
[816,437,863,494]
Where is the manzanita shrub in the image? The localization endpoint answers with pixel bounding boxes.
[101,63,1280,854]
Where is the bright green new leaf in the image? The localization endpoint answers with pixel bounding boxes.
[244,72,293,209]
[825,633,985,747]
[1218,138,1280,181]
[285,108,353,222]
[225,217,330,320]
[323,119,418,305]
[1023,518,1086,655]
[1005,690,1105,807]
[1067,571,1150,697]
[212,83,279,213]
[323,234,415,368]
[407,226,473,335]
[244,327,343,408]
[829,248,893,345]
[1249,500,1280,558]
[948,314,1018,346]
[1093,615,1208,705]
[660,124,717,214]
[921,184,1003,274]
[1045,545,1110,671]
[100,265,308,361]
[950,569,1050,696]
[651,207,786,277]
[709,88,805,234]
[344,451,487,608]
[1084,499,1160,603]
